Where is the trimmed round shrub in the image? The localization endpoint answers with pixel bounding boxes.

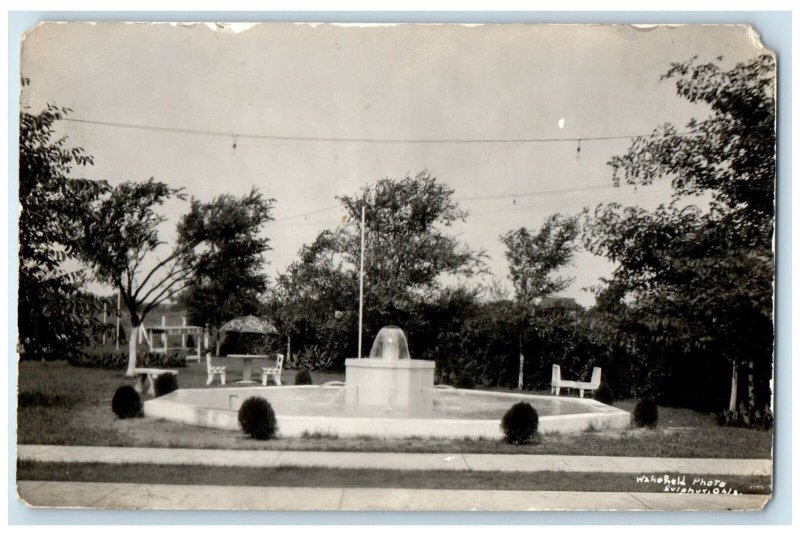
[294,368,313,386]
[154,373,178,397]
[238,396,278,439]
[500,401,539,445]
[112,385,143,419]
[593,381,614,406]
[633,397,659,428]
[454,373,476,389]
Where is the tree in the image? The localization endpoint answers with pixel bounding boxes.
[337,171,486,317]
[270,171,486,365]
[584,55,775,416]
[179,188,275,349]
[268,230,358,365]
[18,87,109,357]
[79,179,204,376]
[500,214,580,389]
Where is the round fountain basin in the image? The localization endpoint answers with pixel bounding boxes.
[144,385,630,438]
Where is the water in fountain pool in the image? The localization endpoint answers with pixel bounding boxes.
[168,385,605,420]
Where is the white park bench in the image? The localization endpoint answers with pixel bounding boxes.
[132,367,179,396]
[205,353,227,385]
[551,365,601,398]
[260,353,285,386]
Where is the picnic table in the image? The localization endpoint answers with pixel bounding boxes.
[227,354,270,383]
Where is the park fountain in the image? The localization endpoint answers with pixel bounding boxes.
[144,326,630,438]
[344,325,435,410]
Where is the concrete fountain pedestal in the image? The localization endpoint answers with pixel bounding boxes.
[344,325,435,411]
[344,357,435,410]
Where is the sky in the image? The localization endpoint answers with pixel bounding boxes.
[19,22,765,306]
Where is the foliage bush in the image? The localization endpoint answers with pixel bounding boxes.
[715,403,773,430]
[632,398,659,428]
[111,385,143,419]
[593,381,614,406]
[277,288,753,411]
[68,349,186,369]
[154,373,179,397]
[454,373,476,389]
[294,368,313,385]
[500,402,539,445]
[238,396,278,440]
[295,345,335,371]
[68,349,125,368]
[151,351,189,368]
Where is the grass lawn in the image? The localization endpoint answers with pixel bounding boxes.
[17,461,771,495]
[17,360,773,459]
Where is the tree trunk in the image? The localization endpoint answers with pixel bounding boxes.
[518,332,525,390]
[747,359,756,410]
[126,322,139,377]
[728,361,738,412]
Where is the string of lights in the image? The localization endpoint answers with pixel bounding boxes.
[62,116,697,145]
[268,182,673,226]
[61,115,683,228]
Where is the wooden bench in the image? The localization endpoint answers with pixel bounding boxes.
[132,367,179,396]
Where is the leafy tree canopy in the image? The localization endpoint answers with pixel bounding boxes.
[18,85,109,356]
[337,171,486,307]
[499,213,580,389]
[583,55,775,410]
[500,214,580,307]
[607,54,775,246]
[269,171,486,363]
[80,179,192,327]
[179,188,275,330]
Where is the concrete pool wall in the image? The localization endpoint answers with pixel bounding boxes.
[144,386,631,439]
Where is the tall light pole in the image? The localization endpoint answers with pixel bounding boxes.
[357,205,365,359]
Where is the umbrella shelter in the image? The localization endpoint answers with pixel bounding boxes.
[219,315,278,383]
[219,315,278,336]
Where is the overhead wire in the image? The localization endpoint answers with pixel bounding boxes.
[61,115,683,228]
[62,116,697,145]
[267,186,673,228]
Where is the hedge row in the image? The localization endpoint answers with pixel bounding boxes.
[68,349,187,369]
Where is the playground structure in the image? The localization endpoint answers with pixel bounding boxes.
[138,315,203,362]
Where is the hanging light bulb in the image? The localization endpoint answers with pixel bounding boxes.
[576,139,582,159]
[232,134,238,151]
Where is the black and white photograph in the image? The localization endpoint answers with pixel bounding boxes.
[14,20,777,513]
